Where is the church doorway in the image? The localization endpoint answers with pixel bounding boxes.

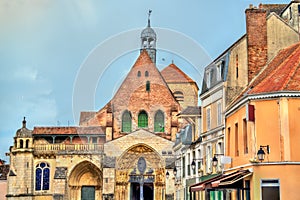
[81,186,95,200]
[130,183,153,200]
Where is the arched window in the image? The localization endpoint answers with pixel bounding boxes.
[26,139,29,148]
[35,162,50,191]
[145,71,149,77]
[137,71,141,77]
[138,110,148,128]
[174,91,184,102]
[20,139,23,148]
[154,110,165,132]
[122,110,132,132]
[146,81,150,92]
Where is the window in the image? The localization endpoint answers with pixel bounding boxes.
[187,153,191,176]
[182,156,185,178]
[137,71,141,77]
[206,70,211,88]
[174,91,184,102]
[227,127,231,155]
[122,110,132,132]
[235,123,239,156]
[192,151,196,174]
[35,162,50,191]
[197,149,202,171]
[206,107,211,130]
[92,137,97,143]
[261,180,280,200]
[146,81,150,92]
[145,71,149,77]
[154,110,164,132]
[216,60,224,81]
[217,102,222,126]
[26,139,29,148]
[243,118,248,154]
[289,7,292,20]
[20,140,23,148]
[138,110,148,128]
[206,146,212,173]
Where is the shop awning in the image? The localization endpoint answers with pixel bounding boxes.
[190,169,252,192]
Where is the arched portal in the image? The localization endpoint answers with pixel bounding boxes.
[68,161,102,200]
[115,144,166,200]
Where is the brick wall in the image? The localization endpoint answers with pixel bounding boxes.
[246,6,268,82]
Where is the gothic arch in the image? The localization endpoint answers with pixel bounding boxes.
[116,143,164,170]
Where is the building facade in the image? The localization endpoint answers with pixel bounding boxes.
[190,2,300,200]
[6,17,199,200]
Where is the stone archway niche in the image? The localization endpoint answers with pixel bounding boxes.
[115,144,166,200]
[69,161,103,200]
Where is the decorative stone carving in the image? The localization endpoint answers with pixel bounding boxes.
[54,167,67,179]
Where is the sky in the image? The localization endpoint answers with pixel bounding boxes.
[0,0,290,161]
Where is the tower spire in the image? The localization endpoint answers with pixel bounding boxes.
[141,10,156,63]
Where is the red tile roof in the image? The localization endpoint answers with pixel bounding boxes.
[249,42,300,94]
[132,50,153,68]
[161,63,195,83]
[33,126,105,135]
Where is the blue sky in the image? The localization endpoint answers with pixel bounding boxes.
[0,0,289,161]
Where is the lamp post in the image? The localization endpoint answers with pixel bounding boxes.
[257,145,270,162]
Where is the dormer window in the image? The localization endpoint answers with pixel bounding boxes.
[206,70,211,88]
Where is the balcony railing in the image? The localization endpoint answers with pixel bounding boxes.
[34,144,104,155]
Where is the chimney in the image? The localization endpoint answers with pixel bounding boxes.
[245,5,267,82]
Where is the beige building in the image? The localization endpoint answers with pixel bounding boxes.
[191,2,300,200]
[6,17,199,200]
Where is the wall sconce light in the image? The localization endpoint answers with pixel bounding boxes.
[191,158,203,170]
[257,145,270,162]
[166,165,181,179]
[173,166,182,176]
[166,171,170,179]
[212,154,224,167]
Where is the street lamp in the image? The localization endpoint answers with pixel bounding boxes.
[257,145,270,162]
[212,154,224,167]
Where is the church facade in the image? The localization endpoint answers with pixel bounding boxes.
[6,18,199,200]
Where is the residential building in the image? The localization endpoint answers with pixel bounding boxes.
[191,2,300,199]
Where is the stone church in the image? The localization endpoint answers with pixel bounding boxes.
[6,16,199,200]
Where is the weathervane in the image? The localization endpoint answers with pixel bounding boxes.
[148,9,152,27]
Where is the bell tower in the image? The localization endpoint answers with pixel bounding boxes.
[140,10,157,63]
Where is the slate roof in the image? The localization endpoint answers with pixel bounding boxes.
[161,63,196,84]
[249,42,300,94]
[178,106,201,116]
[0,165,9,180]
[33,126,105,135]
[260,4,288,15]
